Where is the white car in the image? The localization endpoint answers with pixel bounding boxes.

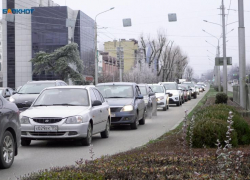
[159,82,182,106]
[20,86,111,146]
[149,84,170,111]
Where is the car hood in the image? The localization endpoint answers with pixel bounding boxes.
[155,93,165,98]
[166,90,179,95]
[106,98,134,107]
[12,93,39,104]
[21,106,90,118]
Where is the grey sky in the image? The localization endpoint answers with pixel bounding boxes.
[1,0,249,77]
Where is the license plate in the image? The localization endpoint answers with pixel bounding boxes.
[111,113,116,117]
[34,126,58,132]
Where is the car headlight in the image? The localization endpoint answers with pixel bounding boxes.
[157,96,164,101]
[65,116,84,124]
[9,96,15,103]
[120,105,133,112]
[20,116,30,124]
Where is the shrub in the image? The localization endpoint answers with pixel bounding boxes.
[214,85,223,92]
[215,92,228,104]
[190,104,250,148]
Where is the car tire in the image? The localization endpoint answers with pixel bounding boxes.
[131,113,139,129]
[100,120,110,138]
[139,109,146,125]
[163,103,167,111]
[0,131,15,169]
[80,123,92,146]
[193,93,197,99]
[176,101,180,106]
[21,139,31,146]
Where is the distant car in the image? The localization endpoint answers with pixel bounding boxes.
[9,80,67,112]
[96,82,146,130]
[149,84,170,111]
[179,84,192,100]
[177,86,185,104]
[20,86,110,146]
[182,82,197,99]
[159,82,182,106]
[196,84,205,92]
[138,84,157,118]
[0,96,20,169]
[178,85,188,102]
[0,87,14,100]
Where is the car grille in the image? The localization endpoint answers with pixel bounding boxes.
[29,132,66,136]
[32,118,62,124]
[111,117,122,122]
[110,107,122,112]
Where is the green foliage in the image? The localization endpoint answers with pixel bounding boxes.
[30,43,84,83]
[215,92,228,104]
[190,104,250,148]
[214,85,223,92]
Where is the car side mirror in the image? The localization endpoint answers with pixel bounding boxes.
[92,100,102,106]
[136,95,143,99]
[149,92,155,96]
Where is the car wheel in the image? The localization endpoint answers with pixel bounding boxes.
[21,139,31,146]
[131,113,139,129]
[139,109,146,125]
[194,93,197,99]
[100,119,110,138]
[0,131,15,169]
[81,123,92,146]
[176,101,180,106]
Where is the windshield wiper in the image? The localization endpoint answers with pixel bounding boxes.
[107,96,127,98]
[52,103,79,106]
[33,104,53,107]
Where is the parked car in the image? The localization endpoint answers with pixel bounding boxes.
[182,82,197,99]
[196,84,205,92]
[138,84,157,118]
[0,96,20,169]
[96,82,146,129]
[20,86,110,146]
[9,80,67,112]
[159,82,182,106]
[0,87,15,100]
[178,85,188,102]
[178,84,192,100]
[149,84,170,111]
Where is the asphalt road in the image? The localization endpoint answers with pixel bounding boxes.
[0,88,208,180]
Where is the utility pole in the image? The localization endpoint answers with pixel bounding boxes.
[217,42,221,92]
[119,39,122,82]
[238,0,246,109]
[94,22,98,85]
[221,0,227,94]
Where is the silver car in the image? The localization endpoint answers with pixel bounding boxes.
[20,86,110,146]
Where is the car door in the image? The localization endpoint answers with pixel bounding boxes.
[89,89,102,134]
[135,86,144,119]
[93,89,108,132]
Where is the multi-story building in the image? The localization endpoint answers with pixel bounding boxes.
[0,19,2,86]
[2,0,95,88]
[104,39,139,73]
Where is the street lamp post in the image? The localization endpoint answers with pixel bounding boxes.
[94,7,115,85]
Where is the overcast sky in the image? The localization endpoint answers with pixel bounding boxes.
[1,0,250,77]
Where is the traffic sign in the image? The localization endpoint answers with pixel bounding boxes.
[215,57,232,66]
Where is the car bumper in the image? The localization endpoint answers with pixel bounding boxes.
[110,111,136,125]
[21,122,89,140]
[169,96,179,104]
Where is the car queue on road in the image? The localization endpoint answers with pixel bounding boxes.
[0,80,206,169]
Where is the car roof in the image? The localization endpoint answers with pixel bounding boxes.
[44,85,95,90]
[97,82,136,86]
[27,80,65,84]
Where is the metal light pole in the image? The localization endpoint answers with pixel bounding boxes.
[238,0,246,109]
[94,7,115,85]
[221,0,227,94]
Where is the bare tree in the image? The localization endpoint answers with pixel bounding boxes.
[184,66,194,81]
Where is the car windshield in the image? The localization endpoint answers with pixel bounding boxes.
[33,89,89,106]
[96,85,134,98]
[138,86,147,96]
[163,84,177,90]
[182,82,194,87]
[18,83,56,94]
[178,86,185,90]
[151,86,164,93]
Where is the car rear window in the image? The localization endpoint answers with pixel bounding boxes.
[96,85,134,98]
[18,83,55,94]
